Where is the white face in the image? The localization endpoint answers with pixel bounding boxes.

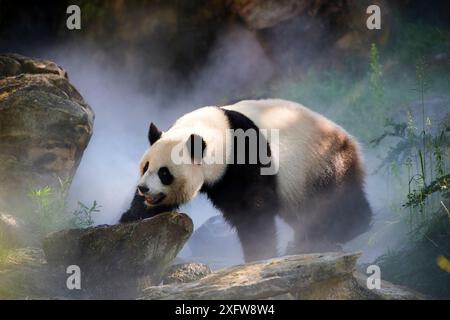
[137,138,204,208]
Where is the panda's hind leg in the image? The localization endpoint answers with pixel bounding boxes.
[286,182,372,255]
[286,208,344,255]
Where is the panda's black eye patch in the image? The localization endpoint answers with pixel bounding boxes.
[142,162,149,175]
[158,166,174,185]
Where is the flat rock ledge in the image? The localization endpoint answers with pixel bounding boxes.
[141,252,423,300]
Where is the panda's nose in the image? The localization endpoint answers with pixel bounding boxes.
[138,185,149,194]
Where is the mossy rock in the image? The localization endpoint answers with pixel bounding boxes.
[43,212,193,299]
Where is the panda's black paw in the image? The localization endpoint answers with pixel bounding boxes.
[118,210,139,223]
[119,204,177,224]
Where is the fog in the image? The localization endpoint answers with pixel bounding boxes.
[37,26,274,230]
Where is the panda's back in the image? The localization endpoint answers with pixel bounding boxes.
[223,99,364,212]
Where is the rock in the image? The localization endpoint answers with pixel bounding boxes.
[163,263,212,285]
[140,252,423,300]
[0,53,67,78]
[231,0,391,58]
[188,215,243,269]
[141,252,358,299]
[43,212,193,299]
[352,272,425,300]
[0,212,194,299]
[231,0,312,29]
[0,53,94,213]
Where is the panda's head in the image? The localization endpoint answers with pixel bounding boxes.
[137,123,207,208]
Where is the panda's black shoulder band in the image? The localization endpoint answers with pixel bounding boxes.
[219,107,259,132]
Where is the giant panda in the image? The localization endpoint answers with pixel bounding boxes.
[119,99,372,262]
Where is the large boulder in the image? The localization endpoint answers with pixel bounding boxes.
[141,252,423,300]
[0,212,193,299]
[0,53,94,213]
[42,212,193,299]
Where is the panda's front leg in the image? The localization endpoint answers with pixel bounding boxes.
[236,214,277,262]
[224,188,279,262]
[233,211,278,262]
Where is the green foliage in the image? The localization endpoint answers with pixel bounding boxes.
[370,70,449,227]
[371,122,449,231]
[71,201,101,229]
[369,56,450,298]
[405,174,450,209]
[28,177,100,238]
[28,177,72,237]
[268,43,390,141]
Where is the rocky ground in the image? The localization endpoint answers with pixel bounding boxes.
[141,250,422,300]
[0,213,423,299]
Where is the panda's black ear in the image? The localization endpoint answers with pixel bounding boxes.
[186,134,206,164]
[148,122,162,145]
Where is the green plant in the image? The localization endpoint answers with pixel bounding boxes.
[371,116,449,226]
[28,177,100,237]
[371,55,449,226]
[369,58,450,298]
[71,201,101,228]
[28,177,72,237]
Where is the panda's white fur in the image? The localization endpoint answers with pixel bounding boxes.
[125,99,371,261]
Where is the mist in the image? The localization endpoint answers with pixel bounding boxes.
[35,26,273,230]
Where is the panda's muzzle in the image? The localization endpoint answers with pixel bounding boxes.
[144,192,166,206]
[137,185,166,206]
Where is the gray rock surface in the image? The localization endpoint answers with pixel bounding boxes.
[163,262,212,284]
[0,247,423,299]
[141,252,424,300]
